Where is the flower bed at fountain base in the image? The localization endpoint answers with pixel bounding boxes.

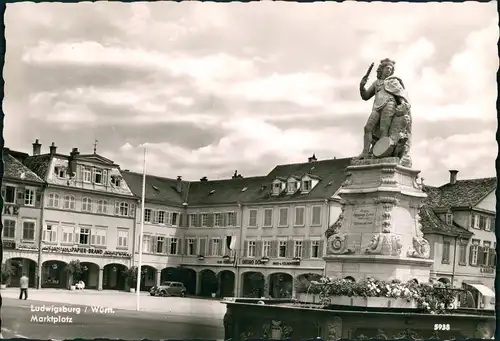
[297,293,418,308]
[222,299,495,341]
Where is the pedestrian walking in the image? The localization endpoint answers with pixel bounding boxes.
[19,273,29,300]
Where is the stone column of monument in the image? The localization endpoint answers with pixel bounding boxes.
[323,58,434,283]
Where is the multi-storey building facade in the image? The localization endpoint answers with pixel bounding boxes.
[421,170,496,309]
[13,140,138,290]
[2,148,45,288]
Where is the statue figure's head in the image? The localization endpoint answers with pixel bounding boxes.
[376,58,395,79]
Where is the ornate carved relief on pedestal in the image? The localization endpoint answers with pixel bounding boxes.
[375,329,388,340]
[412,175,424,190]
[365,233,402,256]
[474,321,494,339]
[341,172,353,187]
[327,234,354,255]
[407,208,430,259]
[375,197,398,233]
[326,316,343,341]
[392,329,424,341]
[262,320,293,340]
[325,203,345,240]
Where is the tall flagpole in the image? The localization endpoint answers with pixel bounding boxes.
[136,148,147,311]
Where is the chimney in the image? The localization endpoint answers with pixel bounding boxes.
[449,170,458,185]
[32,139,41,156]
[308,153,317,163]
[200,176,208,182]
[176,176,182,193]
[69,148,80,176]
[49,142,57,155]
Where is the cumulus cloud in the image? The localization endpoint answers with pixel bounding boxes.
[4,2,497,185]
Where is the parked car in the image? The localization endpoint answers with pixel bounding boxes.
[150,281,187,297]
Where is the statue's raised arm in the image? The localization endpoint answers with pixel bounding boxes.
[356,58,412,167]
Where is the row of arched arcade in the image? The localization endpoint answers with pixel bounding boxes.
[4,257,324,298]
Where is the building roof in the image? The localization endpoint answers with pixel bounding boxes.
[186,176,269,206]
[431,177,497,208]
[3,151,45,184]
[420,206,473,237]
[22,154,53,180]
[120,171,189,207]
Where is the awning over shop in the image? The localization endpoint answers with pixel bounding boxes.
[463,282,495,297]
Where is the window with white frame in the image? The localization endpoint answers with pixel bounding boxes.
[263,208,273,227]
[141,235,152,253]
[302,180,312,192]
[248,241,256,257]
[212,238,221,256]
[54,166,66,178]
[91,229,107,247]
[82,197,93,212]
[485,216,493,231]
[263,240,271,257]
[4,186,16,204]
[478,215,487,229]
[115,202,129,216]
[287,181,297,193]
[169,238,178,255]
[156,236,165,253]
[458,242,467,265]
[144,208,152,223]
[470,214,477,229]
[63,195,76,210]
[311,240,320,258]
[61,226,75,244]
[482,241,491,266]
[278,240,287,258]
[294,240,303,258]
[110,175,121,187]
[294,207,305,226]
[3,219,15,239]
[171,212,179,226]
[278,208,288,226]
[227,212,236,226]
[158,211,166,224]
[272,182,282,195]
[22,221,35,241]
[24,188,35,206]
[117,230,129,249]
[93,169,104,184]
[79,228,90,245]
[187,238,196,255]
[48,193,60,208]
[43,224,57,243]
[82,168,92,183]
[312,206,322,226]
[189,214,197,227]
[201,213,209,227]
[470,240,479,265]
[214,213,221,227]
[96,200,107,214]
[249,209,258,227]
[441,240,451,264]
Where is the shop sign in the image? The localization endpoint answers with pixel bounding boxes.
[2,204,19,216]
[480,267,494,273]
[272,260,300,266]
[17,244,39,251]
[217,260,233,265]
[3,241,16,250]
[240,259,268,265]
[42,245,131,258]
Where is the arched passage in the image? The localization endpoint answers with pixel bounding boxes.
[6,258,37,288]
[438,277,451,286]
[41,260,68,289]
[140,265,157,291]
[199,269,217,297]
[103,264,128,290]
[79,262,99,289]
[269,272,293,298]
[241,271,265,298]
[217,270,235,297]
[161,267,197,295]
[295,273,322,294]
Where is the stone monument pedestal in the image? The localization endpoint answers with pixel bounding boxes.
[324,157,433,283]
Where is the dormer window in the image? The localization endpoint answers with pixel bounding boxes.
[287,181,298,193]
[272,183,282,196]
[302,180,312,192]
[54,166,66,178]
[111,175,121,187]
[94,169,103,184]
[445,213,453,225]
[82,168,92,183]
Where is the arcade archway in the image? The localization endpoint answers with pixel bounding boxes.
[241,271,265,298]
[199,269,217,297]
[160,267,197,295]
[217,270,235,297]
[6,258,37,288]
[41,260,68,289]
[103,264,127,290]
[269,272,293,298]
[79,262,99,289]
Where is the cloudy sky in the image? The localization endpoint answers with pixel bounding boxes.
[5,2,498,185]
